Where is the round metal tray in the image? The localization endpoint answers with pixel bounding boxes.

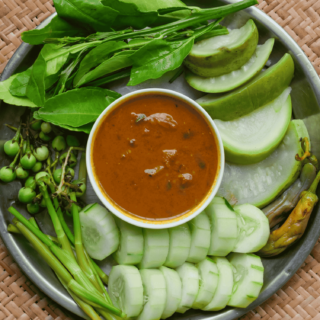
[1,0,320,319]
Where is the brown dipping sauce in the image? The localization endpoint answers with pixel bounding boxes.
[92,93,219,221]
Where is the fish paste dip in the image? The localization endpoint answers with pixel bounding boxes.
[91,93,220,221]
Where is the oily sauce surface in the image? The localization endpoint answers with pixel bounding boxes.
[92,94,219,220]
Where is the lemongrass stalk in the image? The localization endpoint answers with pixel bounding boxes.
[56,203,109,285]
[14,220,124,317]
[56,273,102,320]
[38,182,74,257]
[70,192,102,292]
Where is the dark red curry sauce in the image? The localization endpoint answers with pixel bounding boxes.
[92,94,219,220]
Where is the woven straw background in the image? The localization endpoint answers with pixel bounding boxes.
[0,0,319,319]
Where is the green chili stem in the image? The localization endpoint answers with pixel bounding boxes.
[78,152,87,185]
[5,124,18,132]
[309,170,320,194]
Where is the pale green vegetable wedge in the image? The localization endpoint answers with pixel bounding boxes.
[197,53,294,121]
[215,88,292,164]
[185,19,258,77]
[228,253,264,308]
[185,38,274,93]
[205,197,238,256]
[108,265,144,318]
[202,257,233,311]
[217,120,309,208]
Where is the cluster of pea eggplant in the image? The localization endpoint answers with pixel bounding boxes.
[0,119,86,215]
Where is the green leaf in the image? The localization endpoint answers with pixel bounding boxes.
[73,41,127,87]
[9,67,32,97]
[36,87,118,127]
[53,0,119,32]
[26,53,47,106]
[102,0,186,29]
[0,75,37,107]
[128,38,194,86]
[77,50,134,87]
[21,16,87,45]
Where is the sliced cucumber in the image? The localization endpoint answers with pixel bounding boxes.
[215,88,292,164]
[176,262,199,313]
[185,19,259,77]
[193,257,219,309]
[160,266,182,319]
[186,212,211,263]
[205,197,238,256]
[186,38,274,93]
[228,253,264,308]
[197,53,294,121]
[203,257,233,311]
[112,218,144,265]
[79,203,119,260]
[217,120,308,208]
[108,265,143,318]
[138,229,169,269]
[164,224,191,268]
[137,269,167,320]
[233,204,269,253]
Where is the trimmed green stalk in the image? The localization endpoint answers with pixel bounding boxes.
[28,217,60,244]
[38,182,74,257]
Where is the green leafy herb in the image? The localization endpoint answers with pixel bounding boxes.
[9,67,32,97]
[77,50,134,87]
[26,53,46,106]
[53,0,119,32]
[21,16,87,45]
[35,87,119,128]
[136,114,146,123]
[0,75,37,107]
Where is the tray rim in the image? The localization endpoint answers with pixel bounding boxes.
[1,2,320,319]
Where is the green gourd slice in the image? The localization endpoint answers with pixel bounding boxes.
[185,19,259,77]
[185,38,274,93]
[197,53,294,121]
[215,88,292,164]
[217,120,309,208]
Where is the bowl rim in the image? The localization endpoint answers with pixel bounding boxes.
[1,2,320,319]
[86,88,225,229]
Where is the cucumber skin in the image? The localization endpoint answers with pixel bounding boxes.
[197,53,294,121]
[184,20,259,77]
[223,95,292,165]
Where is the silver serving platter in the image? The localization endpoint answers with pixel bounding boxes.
[1,0,320,319]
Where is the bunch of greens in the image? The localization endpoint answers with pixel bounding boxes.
[0,0,257,133]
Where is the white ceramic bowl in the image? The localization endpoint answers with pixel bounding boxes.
[86,88,224,229]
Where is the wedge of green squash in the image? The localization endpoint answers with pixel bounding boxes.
[215,88,292,164]
[184,19,258,77]
[217,120,309,208]
[185,38,274,93]
[196,53,294,121]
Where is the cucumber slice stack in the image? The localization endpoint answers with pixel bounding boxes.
[228,253,264,308]
[137,269,167,320]
[202,257,234,311]
[186,212,211,263]
[186,38,275,93]
[193,257,219,309]
[205,197,238,256]
[176,262,200,313]
[113,218,144,265]
[164,224,191,268]
[139,229,169,269]
[108,265,144,318]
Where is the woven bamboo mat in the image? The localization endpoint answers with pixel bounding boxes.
[0,0,320,319]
